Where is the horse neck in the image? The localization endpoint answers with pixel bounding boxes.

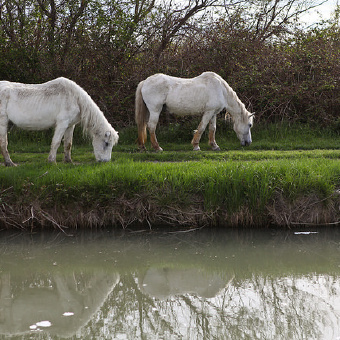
[78,91,109,137]
[222,81,247,122]
[228,103,248,123]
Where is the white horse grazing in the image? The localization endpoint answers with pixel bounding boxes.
[135,72,254,151]
[0,77,119,166]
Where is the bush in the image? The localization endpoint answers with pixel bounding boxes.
[0,1,339,128]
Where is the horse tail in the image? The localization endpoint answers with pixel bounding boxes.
[135,81,148,148]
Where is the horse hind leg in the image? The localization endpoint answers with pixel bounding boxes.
[0,134,16,167]
[149,130,163,152]
[147,112,163,152]
[0,114,16,166]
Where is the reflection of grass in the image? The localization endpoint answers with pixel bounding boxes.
[2,229,340,277]
[0,124,339,228]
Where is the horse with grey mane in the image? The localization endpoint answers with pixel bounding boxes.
[0,77,119,166]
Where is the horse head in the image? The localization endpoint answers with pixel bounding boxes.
[92,127,119,162]
[233,112,254,146]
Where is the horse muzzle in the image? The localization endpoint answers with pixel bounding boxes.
[96,158,111,162]
[241,140,251,147]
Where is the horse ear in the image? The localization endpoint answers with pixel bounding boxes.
[249,112,255,118]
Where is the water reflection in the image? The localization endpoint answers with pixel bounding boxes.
[138,267,226,299]
[0,229,340,339]
[0,272,119,337]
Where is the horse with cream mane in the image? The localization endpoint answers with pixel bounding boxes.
[135,72,254,151]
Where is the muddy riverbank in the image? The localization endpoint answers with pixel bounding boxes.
[1,183,339,231]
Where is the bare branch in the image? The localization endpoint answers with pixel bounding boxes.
[155,0,218,59]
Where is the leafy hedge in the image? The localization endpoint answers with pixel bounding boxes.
[0,1,339,129]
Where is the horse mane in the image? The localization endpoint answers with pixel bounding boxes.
[58,77,111,136]
[212,73,249,122]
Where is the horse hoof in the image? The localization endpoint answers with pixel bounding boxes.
[5,161,17,167]
[155,147,163,152]
[212,146,221,151]
[193,146,201,151]
[48,158,57,164]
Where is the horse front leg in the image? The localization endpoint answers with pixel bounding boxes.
[63,125,75,163]
[48,124,68,163]
[191,113,211,151]
[0,117,16,166]
[208,115,220,151]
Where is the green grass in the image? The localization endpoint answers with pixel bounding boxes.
[5,121,339,152]
[0,123,339,228]
[120,119,339,146]
[1,154,338,202]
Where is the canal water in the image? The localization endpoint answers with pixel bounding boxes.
[0,227,340,339]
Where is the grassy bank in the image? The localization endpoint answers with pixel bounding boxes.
[0,123,339,230]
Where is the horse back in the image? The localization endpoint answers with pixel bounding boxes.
[142,73,225,115]
[2,79,79,130]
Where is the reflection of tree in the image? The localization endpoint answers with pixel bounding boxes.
[84,273,340,340]
[0,269,340,339]
[91,273,184,339]
[2,230,340,339]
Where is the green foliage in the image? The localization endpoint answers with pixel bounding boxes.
[0,1,340,128]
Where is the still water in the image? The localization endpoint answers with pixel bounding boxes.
[0,228,340,339]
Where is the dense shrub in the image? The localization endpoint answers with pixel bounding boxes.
[0,1,339,128]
